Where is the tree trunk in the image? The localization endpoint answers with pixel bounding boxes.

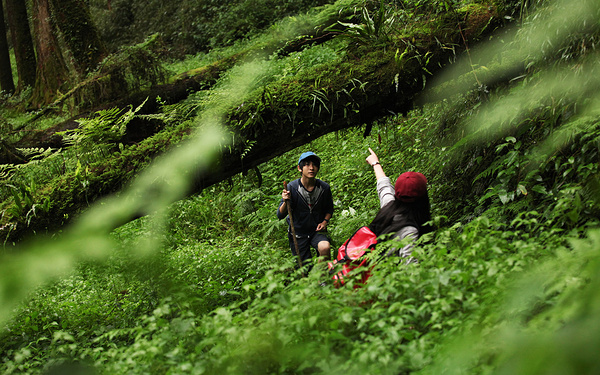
[0,1,15,94]
[4,0,37,92]
[30,0,70,108]
[49,0,107,76]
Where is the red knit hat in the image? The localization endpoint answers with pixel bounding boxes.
[394,171,427,202]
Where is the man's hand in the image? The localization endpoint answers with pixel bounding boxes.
[281,189,290,201]
[316,220,328,231]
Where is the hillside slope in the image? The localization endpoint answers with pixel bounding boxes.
[1,0,600,374]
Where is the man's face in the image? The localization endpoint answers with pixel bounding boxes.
[298,159,319,179]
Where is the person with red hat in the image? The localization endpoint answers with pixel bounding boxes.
[365,147,431,260]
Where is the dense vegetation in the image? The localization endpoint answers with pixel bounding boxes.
[1,0,600,374]
[90,0,337,55]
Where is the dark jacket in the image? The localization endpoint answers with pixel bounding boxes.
[277,178,334,236]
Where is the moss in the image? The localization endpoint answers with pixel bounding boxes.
[0,119,194,242]
[170,53,244,84]
[458,2,501,41]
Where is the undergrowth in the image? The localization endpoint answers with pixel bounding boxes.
[2,0,600,374]
[2,97,599,372]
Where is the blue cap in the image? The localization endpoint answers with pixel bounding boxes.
[298,151,321,165]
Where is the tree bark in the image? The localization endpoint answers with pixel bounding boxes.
[30,0,70,108]
[4,0,37,92]
[0,1,15,94]
[49,0,107,76]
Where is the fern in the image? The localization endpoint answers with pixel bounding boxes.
[240,140,256,160]
[0,164,16,181]
[16,147,60,162]
[59,98,148,154]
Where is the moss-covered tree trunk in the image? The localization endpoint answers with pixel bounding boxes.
[30,0,70,108]
[49,0,107,76]
[0,2,504,243]
[4,0,37,93]
[0,2,15,94]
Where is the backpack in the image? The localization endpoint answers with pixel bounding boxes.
[327,226,378,287]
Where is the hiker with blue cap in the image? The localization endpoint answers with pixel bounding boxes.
[277,151,334,269]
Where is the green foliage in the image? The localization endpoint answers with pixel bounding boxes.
[421,228,600,375]
[0,99,159,234]
[334,0,397,45]
[90,0,336,55]
[59,100,146,154]
[5,179,50,227]
[2,0,600,374]
[69,34,170,109]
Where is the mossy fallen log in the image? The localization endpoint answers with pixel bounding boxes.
[0,2,504,244]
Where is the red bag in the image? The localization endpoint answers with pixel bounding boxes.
[327,226,377,287]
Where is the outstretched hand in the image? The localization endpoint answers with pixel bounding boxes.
[366,147,379,166]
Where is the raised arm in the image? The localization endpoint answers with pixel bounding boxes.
[366,147,387,180]
[366,147,395,208]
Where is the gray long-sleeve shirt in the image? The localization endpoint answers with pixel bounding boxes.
[376,176,419,259]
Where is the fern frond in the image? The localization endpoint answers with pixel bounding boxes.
[0,164,16,181]
[16,147,60,161]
